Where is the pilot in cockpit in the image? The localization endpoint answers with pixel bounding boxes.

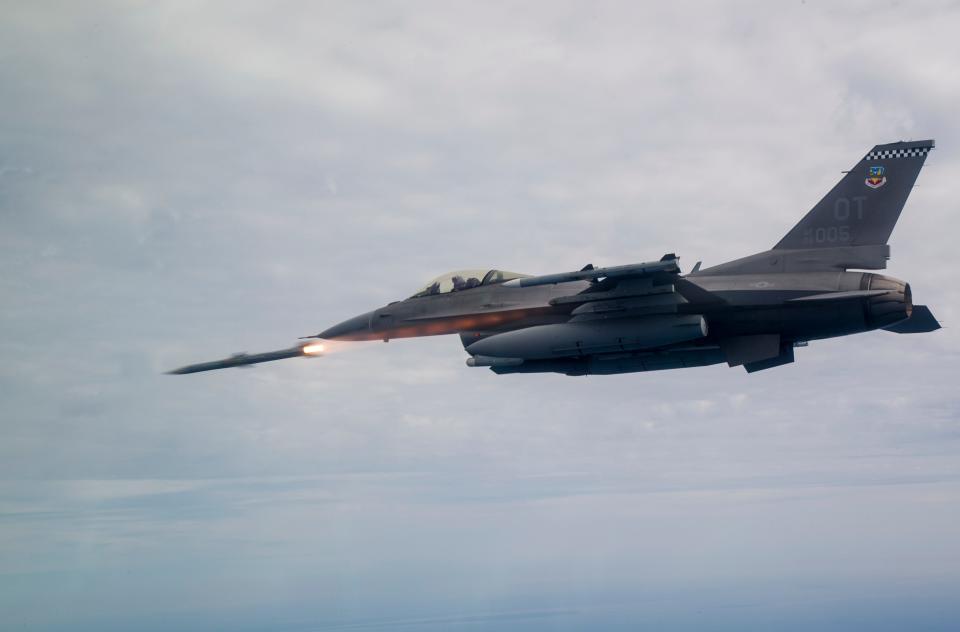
[451,275,482,292]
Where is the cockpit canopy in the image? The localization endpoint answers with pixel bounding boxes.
[409,269,530,298]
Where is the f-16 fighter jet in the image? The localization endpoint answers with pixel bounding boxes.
[169,140,940,376]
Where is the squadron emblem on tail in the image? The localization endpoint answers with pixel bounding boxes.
[865,165,887,188]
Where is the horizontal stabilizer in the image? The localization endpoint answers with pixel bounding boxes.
[883,305,941,334]
[788,289,890,303]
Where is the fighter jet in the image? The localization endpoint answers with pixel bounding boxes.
[169,139,940,376]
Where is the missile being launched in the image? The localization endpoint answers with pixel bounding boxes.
[167,140,941,378]
[167,342,325,375]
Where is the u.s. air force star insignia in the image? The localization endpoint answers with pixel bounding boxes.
[865,165,887,189]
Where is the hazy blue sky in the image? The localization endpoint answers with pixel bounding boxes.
[2,1,960,630]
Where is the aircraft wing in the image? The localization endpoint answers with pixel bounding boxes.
[522,255,726,320]
[520,255,725,321]
[502,256,681,288]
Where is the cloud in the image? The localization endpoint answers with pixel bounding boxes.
[2,1,960,630]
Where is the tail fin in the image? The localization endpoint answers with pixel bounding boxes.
[774,140,933,250]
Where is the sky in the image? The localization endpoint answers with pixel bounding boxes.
[2,1,960,630]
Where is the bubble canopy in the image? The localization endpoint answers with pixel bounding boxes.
[409,269,530,298]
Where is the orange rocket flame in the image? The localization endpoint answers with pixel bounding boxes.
[301,342,326,355]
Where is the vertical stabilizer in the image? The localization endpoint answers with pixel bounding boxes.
[774,140,933,250]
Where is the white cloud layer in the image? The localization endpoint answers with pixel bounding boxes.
[2,1,960,630]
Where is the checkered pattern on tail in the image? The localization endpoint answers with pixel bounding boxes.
[865,147,931,160]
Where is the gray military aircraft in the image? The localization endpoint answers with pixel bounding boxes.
[169,139,940,376]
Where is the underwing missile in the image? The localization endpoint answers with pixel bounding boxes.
[167,342,325,374]
[501,258,680,288]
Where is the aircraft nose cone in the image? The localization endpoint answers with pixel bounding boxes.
[318,311,374,341]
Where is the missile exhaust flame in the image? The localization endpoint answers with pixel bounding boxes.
[301,342,325,355]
